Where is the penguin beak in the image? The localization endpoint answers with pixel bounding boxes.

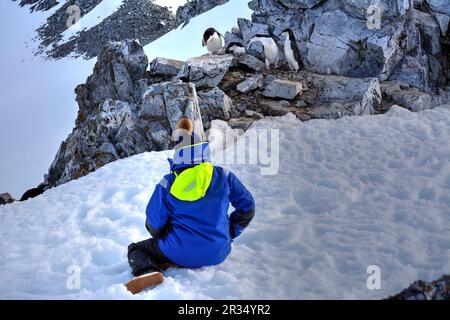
[202,39,206,47]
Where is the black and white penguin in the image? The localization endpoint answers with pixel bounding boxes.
[282,28,303,72]
[225,42,246,54]
[202,28,224,54]
[247,35,279,69]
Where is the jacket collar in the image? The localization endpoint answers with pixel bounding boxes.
[168,142,211,173]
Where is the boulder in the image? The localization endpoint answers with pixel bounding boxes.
[237,18,271,42]
[246,40,265,61]
[149,57,184,76]
[263,79,303,100]
[310,74,381,115]
[178,54,234,89]
[0,193,14,205]
[198,88,234,128]
[415,9,442,55]
[236,74,264,93]
[392,90,432,111]
[232,53,267,72]
[75,40,148,126]
[389,55,430,90]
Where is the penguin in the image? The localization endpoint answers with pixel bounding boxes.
[202,28,224,54]
[282,28,303,72]
[247,35,279,69]
[225,42,246,54]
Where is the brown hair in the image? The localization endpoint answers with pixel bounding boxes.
[176,117,193,134]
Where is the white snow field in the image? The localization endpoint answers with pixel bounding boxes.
[1,107,450,299]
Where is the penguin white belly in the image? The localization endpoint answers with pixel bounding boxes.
[250,37,279,68]
[284,39,299,71]
[207,33,223,53]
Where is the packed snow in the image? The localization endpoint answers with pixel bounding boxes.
[1,106,449,299]
[152,0,189,14]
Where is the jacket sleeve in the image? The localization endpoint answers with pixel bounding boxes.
[227,171,255,239]
[145,176,173,239]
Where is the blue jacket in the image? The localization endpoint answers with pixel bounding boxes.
[145,142,255,268]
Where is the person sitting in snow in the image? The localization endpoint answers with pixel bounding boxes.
[125,117,255,294]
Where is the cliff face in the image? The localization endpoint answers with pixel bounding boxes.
[248,0,449,89]
[13,0,231,59]
[38,0,450,190]
[44,40,206,187]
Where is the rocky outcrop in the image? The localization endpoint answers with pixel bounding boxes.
[36,0,450,190]
[0,193,14,205]
[14,0,231,59]
[388,275,450,300]
[44,40,205,188]
[247,0,449,89]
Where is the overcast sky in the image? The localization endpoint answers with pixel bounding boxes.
[0,0,251,198]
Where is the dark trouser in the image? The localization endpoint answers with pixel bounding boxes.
[127,238,177,277]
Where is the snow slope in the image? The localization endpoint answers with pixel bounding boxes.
[1,107,449,299]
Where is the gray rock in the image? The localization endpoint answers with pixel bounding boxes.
[198,88,234,128]
[278,0,322,9]
[224,31,245,49]
[415,10,442,55]
[75,40,148,126]
[232,53,267,72]
[427,0,450,16]
[244,110,264,119]
[177,54,234,89]
[236,74,264,93]
[389,55,429,90]
[44,42,206,188]
[310,74,381,115]
[237,18,271,42]
[341,0,411,20]
[0,193,14,205]
[387,275,450,300]
[246,40,265,61]
[149,57,184,76]
[263,79,303,100]
[392,90,432,111]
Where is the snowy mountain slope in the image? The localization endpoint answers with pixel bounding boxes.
[14,0,231,59]
[59,0,124,44]
[1,107,449,299]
